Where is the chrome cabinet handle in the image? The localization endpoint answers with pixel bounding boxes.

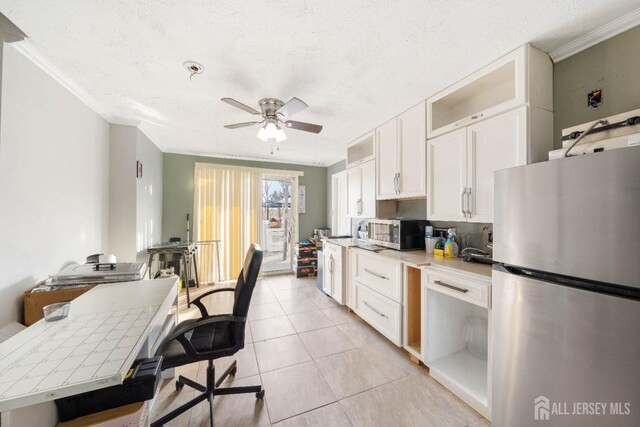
[364,268,388,280]
[396,173,401,194]
[466,187,472,216]
[434,280,469,293]
[364,301,388,318]
[460,188,467,217]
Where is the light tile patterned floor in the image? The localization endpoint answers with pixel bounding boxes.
[150,275,490,426]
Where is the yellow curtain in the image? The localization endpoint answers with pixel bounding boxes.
[193,163,261,282]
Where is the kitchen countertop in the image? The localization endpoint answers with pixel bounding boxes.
[323,239,492,280]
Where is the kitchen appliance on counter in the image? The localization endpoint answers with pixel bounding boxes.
[492,146,640,426]
[367,219,428,250]
[52,262,147,286]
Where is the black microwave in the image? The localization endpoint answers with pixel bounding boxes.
[367,219,428,250]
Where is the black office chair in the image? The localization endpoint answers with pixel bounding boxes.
[151,244,264,427]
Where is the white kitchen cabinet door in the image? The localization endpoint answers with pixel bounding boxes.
[332,256,344,304]
[398,102,427,198]
[467,106,527,223]
[376,118,399,199]
[360,160,376,218]
[427,128,468,221]
[346,167,361,217]
[322,253,332,295]
[331,171,349,235]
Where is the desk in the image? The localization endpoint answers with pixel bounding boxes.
[0,277,178,427]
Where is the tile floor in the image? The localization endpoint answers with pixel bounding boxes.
[150,275,490,426]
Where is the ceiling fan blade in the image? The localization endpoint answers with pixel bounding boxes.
[224,121,261,129]
[284,120,323,134]
[221,98,260,115]
[276,97,308,118]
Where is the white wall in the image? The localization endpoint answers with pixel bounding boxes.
[0,43,110,325]
[108,124,137,261]
[108,125,163,265]
[135,129,163,264]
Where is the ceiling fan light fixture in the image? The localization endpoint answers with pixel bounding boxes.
[256,127,268,142]
[275,127,287,142]
[265,122,278,139]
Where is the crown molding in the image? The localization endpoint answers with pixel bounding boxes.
[10,41,137,125]
[549,8,640,62]
[163,149,330,168]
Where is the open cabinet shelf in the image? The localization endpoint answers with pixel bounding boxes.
[429,349,488,408]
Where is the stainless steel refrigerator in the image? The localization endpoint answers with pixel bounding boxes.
[492,146,640,427]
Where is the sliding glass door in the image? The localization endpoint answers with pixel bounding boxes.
[261,174,299,275]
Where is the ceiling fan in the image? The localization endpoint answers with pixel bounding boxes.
[221,97,323,142]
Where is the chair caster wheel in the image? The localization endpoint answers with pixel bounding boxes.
[175,380,184,391]
[230,366,238,376]
[256,389,265,400]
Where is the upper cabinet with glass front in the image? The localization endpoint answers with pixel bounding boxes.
[427,44,552,139]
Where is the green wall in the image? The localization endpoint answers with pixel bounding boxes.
[553,25,640,147]
[162,153,327,243]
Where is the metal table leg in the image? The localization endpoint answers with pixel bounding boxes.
[181,253,191,307]
[215,241,223,282]
[192,247,200,288]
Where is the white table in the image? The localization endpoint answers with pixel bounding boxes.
[0,277,178,426]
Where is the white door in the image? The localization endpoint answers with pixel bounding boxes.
[376,118,399,199]
[359,160,376,218]
[427,128,468,221]
[332,171,350,234]
[398,102,426,198]
[467,106,527,223]
[346,167,361,218]
[323,253,333,294]
[332,255,343,304]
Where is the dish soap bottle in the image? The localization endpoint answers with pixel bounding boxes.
[444,228,459,257]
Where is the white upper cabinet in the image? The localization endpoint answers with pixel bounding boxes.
[359,160,376,218]
[398,102,427,198]
[466,106,527,222]
[376,118,399,199]
[376,102,427,200]
[427,44,552,139]
[347,159,377,218]
[427,128,467,222]
[426,44,553,224]
[346,131,376,168]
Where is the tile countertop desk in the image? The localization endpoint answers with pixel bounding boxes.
[0,277,179,427]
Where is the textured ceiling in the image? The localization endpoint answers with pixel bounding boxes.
[1,1,638,166]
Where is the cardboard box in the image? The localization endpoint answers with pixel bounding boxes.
[24,285,93,326]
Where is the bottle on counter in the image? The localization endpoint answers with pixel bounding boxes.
[444,228,459,257]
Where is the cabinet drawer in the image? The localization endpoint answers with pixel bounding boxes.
[354,251,402,303]
[425,270,490,308]
[324,242,342,259]
[355,284,402,345]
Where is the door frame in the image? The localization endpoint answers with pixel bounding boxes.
[261,172,300,275]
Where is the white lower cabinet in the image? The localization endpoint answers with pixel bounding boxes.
[351,249,403,346]
[355,283,402,345]
[322,242,344,304]
[422,268,491,420]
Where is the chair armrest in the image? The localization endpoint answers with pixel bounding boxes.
[162,315,246,358]
[191,287,235,317]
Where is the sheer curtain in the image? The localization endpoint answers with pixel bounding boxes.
[193,163,261,282]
